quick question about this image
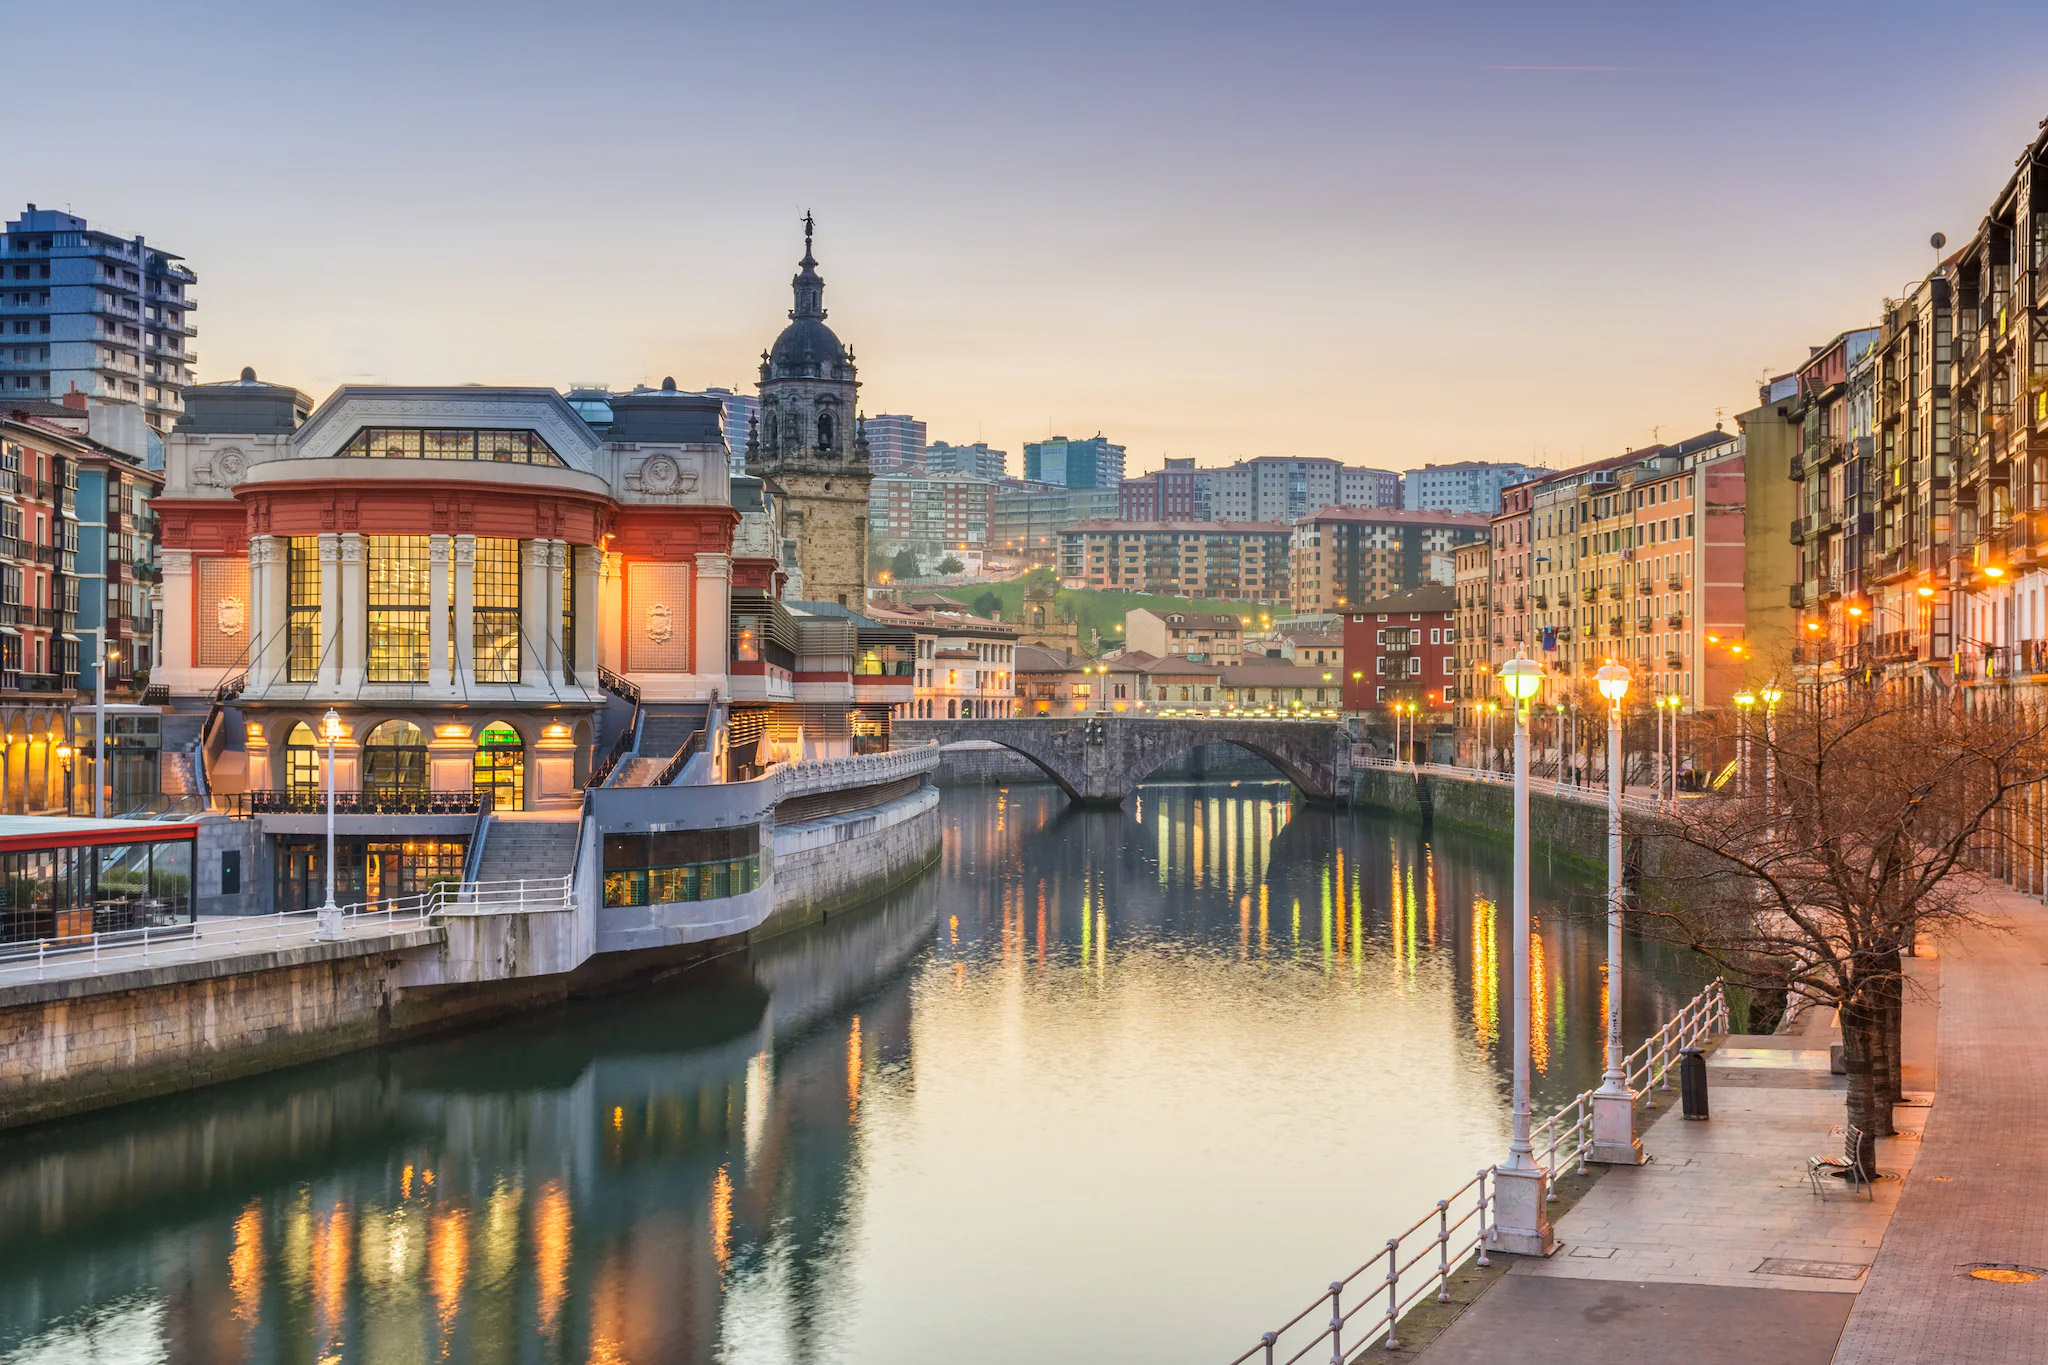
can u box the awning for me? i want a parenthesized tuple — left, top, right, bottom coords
(0, 627, 17, 637)
(59, 633, 80, 643)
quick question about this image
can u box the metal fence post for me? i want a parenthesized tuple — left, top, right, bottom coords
(1384, 1238, 1402, 1348)
(1475, 1171, 1492, 1266)
(1260, 1332, 1275, 1365)
(36, 940, 45, 980)
(1327, 1282, 1343, 1365)
(1435, 1200, 1452, 1302)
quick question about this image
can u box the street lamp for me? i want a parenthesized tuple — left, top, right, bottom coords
(315, 708, 344, 941)
(56, 743, 73, 817)
(1591, 661, 1642, 1164)
(1494, 652, 1554, 1254)
(93, 637, 117, 818)
(1760, 681, 1784, 813)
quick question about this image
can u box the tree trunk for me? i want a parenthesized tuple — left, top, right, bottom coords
(1839, 997, 1885, 1173)
(1878, 967, 1905, 1121)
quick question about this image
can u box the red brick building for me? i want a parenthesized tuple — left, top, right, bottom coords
(1341, 584, 1458, 712)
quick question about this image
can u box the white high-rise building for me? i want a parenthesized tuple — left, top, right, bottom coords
(2, 204, 197, 433)
(1403, 461, 1548, 516)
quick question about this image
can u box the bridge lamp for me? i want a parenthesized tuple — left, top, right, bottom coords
(1493, 650, 1554, 1251)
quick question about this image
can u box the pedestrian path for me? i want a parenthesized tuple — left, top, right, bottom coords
(1833, 879, 2048, 1364)
(1416, 988, 1930, 1364)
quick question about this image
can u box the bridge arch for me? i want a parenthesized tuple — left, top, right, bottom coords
(929, 736, 1088, 802)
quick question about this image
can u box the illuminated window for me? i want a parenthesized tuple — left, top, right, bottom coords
(473, 722, 524, 812)
(284, 722, 318, 795)
(365, 536, 430, 682)
(473, 538, 521, 683)
(287, 537, 320, 682)
(340, 427, 565, 466)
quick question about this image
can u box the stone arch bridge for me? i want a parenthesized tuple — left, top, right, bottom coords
(891, 716, 1352, 806)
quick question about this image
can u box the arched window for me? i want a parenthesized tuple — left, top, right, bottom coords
(284, 723, 320, 796)
(817, 411, 836, 451)
(361, 720, 429, 799)
(473, 722, 524, 812)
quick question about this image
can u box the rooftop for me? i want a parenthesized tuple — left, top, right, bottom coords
(1296, 506, 1490, 527)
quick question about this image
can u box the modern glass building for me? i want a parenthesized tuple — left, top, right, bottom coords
(0, 815, 196, 945)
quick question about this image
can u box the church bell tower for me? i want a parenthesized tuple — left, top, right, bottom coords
(744, 214, 872, 608)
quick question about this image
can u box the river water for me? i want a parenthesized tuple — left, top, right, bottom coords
(0, 779, 1703, 1364)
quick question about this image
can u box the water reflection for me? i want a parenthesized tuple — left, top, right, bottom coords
(0, 781, 1700, 1364)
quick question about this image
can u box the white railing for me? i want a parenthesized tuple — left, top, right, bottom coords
(1360, 757, 1674, 818)
(0, 874, 577, 985)
(779, 746, 940, 800)
(1227, 979, 1727, 1365)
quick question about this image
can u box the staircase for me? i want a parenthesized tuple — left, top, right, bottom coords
(160, 751, 199, 796)
(609, 704, 708, 786)
(470, 817, 581, 885)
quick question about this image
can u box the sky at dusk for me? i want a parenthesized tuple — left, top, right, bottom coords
(16, 0, 2048, 475)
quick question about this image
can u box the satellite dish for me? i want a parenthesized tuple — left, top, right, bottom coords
(1931, 232, 1947, 250)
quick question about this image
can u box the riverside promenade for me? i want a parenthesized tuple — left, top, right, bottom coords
(1412, 878, 2046, 1363)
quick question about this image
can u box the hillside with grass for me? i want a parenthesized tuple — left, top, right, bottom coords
(933, 568, 1279, 651)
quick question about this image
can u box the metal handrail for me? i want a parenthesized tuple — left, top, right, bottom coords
(1360, 757, 1673, 816)
(652, 726, 706, 787)
(1227, 980, 1727, 1365)
(589, 702, 642, 787)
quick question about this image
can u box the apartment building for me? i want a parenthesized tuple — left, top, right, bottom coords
(1198, 457, 1401, 523)
(1487, 479, 1536, 671)
(1119, 457, 1210, 520)
(1404, 461, 1549, 516)
(868, 472, 994, 556)
(1452, 539, 1491, 710)
(1059, 520, 1290, 602)
(1288, 506, 1487, 616)
(1024, 434, 1124, 488)
(1340, 584, 1458, 711)
(991, 482, 1120, 566)
(1123, 607, 1244, 665)
(1786, 330, 1880, 679)
(3, 205, 197, 434)
(869, 604, 1018, 718)
(862, 413, 927, 474)
(924, 440, 1007, 479)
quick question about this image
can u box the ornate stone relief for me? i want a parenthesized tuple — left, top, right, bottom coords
(646, 601, 675, 644)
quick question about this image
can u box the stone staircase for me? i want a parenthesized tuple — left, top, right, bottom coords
(471, 817, 581, 885)
(609, 705, 708, 786)
(160, 751, 200, 796)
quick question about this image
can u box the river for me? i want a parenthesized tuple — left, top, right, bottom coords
(0, 778, 1703, 1364)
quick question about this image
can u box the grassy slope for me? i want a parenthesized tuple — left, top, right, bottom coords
(933, 569, 1273, 650)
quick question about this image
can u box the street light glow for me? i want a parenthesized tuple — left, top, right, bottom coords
(1498, 655, 1544, 704)
(1595, 661, 1631, 704)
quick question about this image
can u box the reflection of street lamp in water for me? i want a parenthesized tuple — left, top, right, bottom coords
(316, 708, 345, 941)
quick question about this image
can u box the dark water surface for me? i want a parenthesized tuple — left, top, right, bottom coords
(0, 781, 1703, 1364)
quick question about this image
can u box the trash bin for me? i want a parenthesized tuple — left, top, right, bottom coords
(1679, 1048, 1709, 1121)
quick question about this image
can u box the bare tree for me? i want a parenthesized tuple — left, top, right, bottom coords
(1634, 680, 2048, 1172)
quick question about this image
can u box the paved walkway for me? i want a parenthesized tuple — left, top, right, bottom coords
(1833, 880, 2048, 1363)
(0, 911, 437, 992)
(1418, 987, 1931, 1364)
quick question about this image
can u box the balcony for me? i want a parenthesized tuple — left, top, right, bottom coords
(1789, 583, 1805, 608)
(1636, 617, 1653, 634)
(232, 788, 491, 817)
(1533, 595, 1548, 609)
(1790, 517, 1806, 545)
(1665, 652, 1683, 668)
(1788, 452, 1806, 481)
(1817, 574, 1840, 600)
(1666, 612, 1683, 628)
(1581, 588, 1597, 604)
(1637, 582, 1653, 596)
(1607, 586, 1624, 601)
(1667, 575, 1683, 590)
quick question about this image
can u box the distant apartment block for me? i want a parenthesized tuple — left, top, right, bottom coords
(1059, 519, 1290, 603)
(923, 439, 1007, 479)
(1024, 433, 1125, 488)
(862, 413, 927, 474)
(3, 204, 197, 435)
(1403, 460, 1549, 516)
(868, 473, 993, 555)
(992, 482, 1120, 565)
(1124, 607, 1245, 665)
(1119, 457, 1210, 520)
(1287, 506, 1490, 616)
(1201, 457, 1402, 523)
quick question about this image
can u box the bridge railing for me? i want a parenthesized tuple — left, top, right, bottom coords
(1359, 757, 1675, 818)
(1225, 979, 1727, 1364)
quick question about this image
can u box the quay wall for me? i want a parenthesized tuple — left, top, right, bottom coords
(1349, 767, 1685, 878)
(0, 772, 946, 1131)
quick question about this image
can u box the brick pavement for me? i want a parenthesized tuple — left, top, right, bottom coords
(1832, 881, 2048, 1363)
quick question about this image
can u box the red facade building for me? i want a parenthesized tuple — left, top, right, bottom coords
(1340, 584, 1458, 712)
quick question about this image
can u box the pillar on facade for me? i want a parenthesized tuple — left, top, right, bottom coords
(573, 545, 601, 684)
(453, 535, 476, 683)
(339, 534, 366, 689)
(318, 534, 343, 689)
(428, 534, 452, 693)
(521, 539, 552, 687)
(544, 540, 568, 688)
(249, 536, 287, 691)
(158, 549, 193, 692)
(597, 551, 623, 674)
(694, 552, 732, 686)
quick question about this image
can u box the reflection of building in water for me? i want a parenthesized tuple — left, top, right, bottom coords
(0, 881, 937, 1363)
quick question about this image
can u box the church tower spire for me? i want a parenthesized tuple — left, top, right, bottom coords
(746, 212, 871, 608)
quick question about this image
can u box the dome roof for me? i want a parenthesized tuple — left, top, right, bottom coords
(769, 316, 847, 375)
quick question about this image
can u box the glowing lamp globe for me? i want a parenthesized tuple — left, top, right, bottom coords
(1761, 682, 1783, 707)
(322, 708, 343, 742)
(1498, 656, 1545, 704)
(1595, 661, 1632, 704)
(1733, 691, 1756, 709)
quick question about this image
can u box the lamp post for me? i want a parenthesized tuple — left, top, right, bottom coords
(1591, 662, 1643, 1163)
(1493, 652, 1555, 1254)
(1760, 681, 1783, 811)
(56, 743, 73, 817)
(315, 708, 344, 942)
(1667, 693, 1684, 805)
(1653, 696, 1667, 810)
(1733, 690, 1757, 797)
(93, 635, 117, 819)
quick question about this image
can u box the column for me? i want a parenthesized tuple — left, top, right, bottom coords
(573, 545, 601, 684)
(428, 534, 451, 693)
(318, 533, 342, 690)
(544, 539, 568, 688)
(694, 551, 731, 685)
(158, 549, 193, 692)
(339, 533, 366, 689)
(521, 539, 551, 687)
(453, 535, 476, 683)
(250, 536, 287, 691)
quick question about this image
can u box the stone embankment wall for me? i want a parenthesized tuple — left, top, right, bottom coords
(1350, 767, 1685, 878)
(0, 782, 945, 1131)
(937, 740, 1282, 786)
